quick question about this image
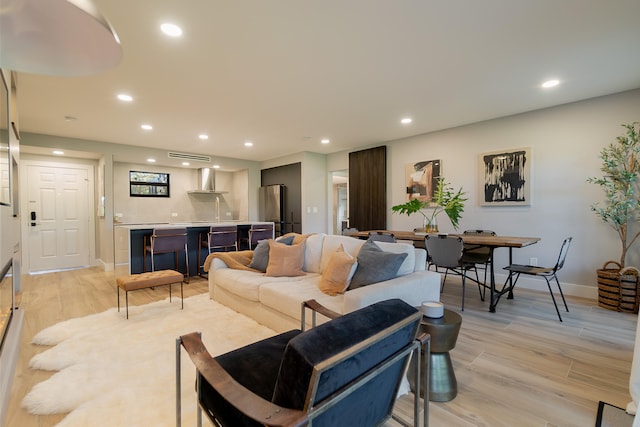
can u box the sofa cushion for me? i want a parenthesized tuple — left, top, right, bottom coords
(374, 241, 416, 276)
(259, 277, 343, 320)
(319, 235, 366, 273)
(348, 240, 407, 290)
(214, 269, 308, 301)
(265, 240, 306, 277)
(249, 235, 295, 272)
(303, 233, 326, 273)
(319, 244, 357, 296)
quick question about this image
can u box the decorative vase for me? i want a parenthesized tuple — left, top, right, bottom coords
(424, 216, 438, 233)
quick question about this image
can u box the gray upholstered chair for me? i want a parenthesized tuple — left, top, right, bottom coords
(143, 227, 188, 277)
(176, 299, 430, 427)
(503, 237, 572, 322)
(425, 234, 479, 311)
(368, 231, 397, 243)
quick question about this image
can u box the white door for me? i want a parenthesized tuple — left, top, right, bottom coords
(27, 164, 91, 272)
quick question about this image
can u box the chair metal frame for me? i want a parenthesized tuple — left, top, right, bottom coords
(502, 237, 572, 322)
(143, 227, 189, 278)
(426, 234, 481, 311)
(176, 300, 431, 427)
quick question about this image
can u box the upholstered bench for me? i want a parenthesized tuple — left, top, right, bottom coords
(116, 269, 184, 319)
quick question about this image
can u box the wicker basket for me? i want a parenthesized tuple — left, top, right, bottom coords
(597, 261, 640, 313)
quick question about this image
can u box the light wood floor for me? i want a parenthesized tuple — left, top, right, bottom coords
(4, 267, 637, 427)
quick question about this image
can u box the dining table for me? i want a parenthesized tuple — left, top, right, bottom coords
(344, 230, 541, 313)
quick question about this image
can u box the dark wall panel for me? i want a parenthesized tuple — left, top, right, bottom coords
(261, 163, 302, 234)
(349, 146, 386, 230)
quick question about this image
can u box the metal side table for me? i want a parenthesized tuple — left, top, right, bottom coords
(409, 308, 462, 402)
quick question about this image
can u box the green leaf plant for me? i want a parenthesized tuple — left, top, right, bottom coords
(392, 177, 467, 231)
(587, 122, 640, 267)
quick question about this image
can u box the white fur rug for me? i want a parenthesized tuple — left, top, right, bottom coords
(22, 293, 276, 427)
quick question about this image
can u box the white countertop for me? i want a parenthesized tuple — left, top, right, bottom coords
(114, 221, 270, 230)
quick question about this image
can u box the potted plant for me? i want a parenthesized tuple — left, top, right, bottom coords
(392, 177, 467, 232)
(587, 122, 640, 267)
(587, 122, 640, 312)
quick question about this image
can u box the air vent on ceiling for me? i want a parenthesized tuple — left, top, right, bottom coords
(167, 151, 212, 163)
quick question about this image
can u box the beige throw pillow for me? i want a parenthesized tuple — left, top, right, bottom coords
(319, 244, 357, 296)
(265, 239, 306, 277)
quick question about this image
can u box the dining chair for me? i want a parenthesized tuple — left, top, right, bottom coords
(368, 231, 397, 243)
(462, 229, 496, 298)
(425, 234, 479, 311)
(143, 227, 189, 278)
(502, 237, 572, 322)
(197, 225, 238, 275)
(247, 223, 274, 249)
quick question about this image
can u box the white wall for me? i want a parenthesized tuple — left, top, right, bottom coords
(329, 89, 640, 295)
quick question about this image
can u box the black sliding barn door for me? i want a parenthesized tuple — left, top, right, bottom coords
(348, 146, 387, 231)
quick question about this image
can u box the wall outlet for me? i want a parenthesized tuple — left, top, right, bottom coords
(530, 257, 538, 266)
(171, 212, 178, 217)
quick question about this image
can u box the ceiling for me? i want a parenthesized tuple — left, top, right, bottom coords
(13, 0, 640, 166)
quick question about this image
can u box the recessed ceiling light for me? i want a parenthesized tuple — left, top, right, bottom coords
(212, 164, 220, 169)
(244, 141, 253, 147)
(161, 23, 183, 37)
(401, 118, 412, 124)
(199, 134, 209, 140)
(147, 158, 156, 163)
(117, 93, 133, 102)
(141, 124, 153, 130)
(321, 139, 330, 144)
(541, 79, 560, 88)
(182, 162, 190, 166)
(53, 150, 64, 155)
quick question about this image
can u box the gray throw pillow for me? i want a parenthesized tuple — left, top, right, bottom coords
(348, 239, 408, 290)
(249, 235, 295, 272)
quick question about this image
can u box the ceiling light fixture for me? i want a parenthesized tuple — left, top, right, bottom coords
(199, 134, 209, 140)
(161, 23, 183, 37)
(0, 0, 122, 76)
(147, 158, 156, 163)
(141, 124, 153, 130)
(117, 93, 133, 102)
(321, 139, 330, 144)
(53, 150, 64, 155)
(401, 118, 413, 124)
(212, 164, 220, 169)
(244, 141, 253, 147)
(182, 162, 190, 166)
(541, 79, 560, 88)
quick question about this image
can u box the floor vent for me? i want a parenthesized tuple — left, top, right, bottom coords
(167, 152, 212, 163)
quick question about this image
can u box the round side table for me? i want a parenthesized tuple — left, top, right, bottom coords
(409, 308, 462, 402)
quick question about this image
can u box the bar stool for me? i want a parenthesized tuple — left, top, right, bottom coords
(143, 227, 189, 278)
(197, 225, 238, 275)
(247, 223, 274, 249)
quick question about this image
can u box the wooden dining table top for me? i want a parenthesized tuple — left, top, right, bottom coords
(346, 230, 540, 248)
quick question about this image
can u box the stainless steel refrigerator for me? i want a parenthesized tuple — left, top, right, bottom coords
(259, 184, 286, 237)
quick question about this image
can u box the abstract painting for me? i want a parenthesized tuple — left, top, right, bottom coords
(480, 148, 531, 206)
(405, 159, 441, 202)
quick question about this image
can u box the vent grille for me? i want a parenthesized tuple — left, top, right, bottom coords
(167, 151, 212, 162)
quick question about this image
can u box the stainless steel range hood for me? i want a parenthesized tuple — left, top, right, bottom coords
(188, 168, 229, 194)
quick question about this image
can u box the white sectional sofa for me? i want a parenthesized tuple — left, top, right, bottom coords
(207, 233, 441, 332)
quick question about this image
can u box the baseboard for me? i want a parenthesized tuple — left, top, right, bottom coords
(0, 308, 24, 427)
(97, 259, 114, 272)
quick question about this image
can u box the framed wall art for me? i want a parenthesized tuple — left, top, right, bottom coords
(405, 159, 441, 202)
(480, 147, 531, 206)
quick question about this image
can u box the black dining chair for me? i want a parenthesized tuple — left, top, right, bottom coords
(502, 237, 572, 322)
(425, 234, 480, 311)
(462, 229, 496, 297)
